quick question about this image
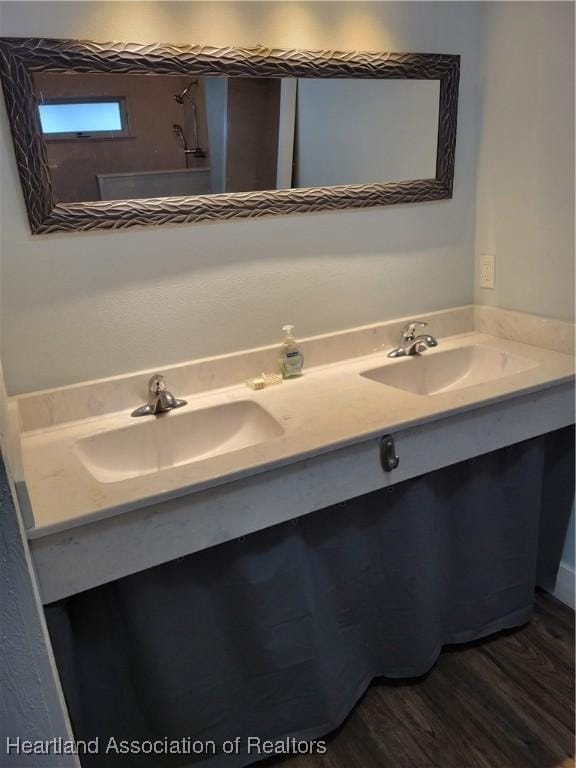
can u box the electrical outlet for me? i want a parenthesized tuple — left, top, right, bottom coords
(479, 253, 495, 289)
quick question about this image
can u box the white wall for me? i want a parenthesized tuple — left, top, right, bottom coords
(0, 104, 77, 762)
(475, 1, 575, 320)
(204, 77, 228, 194)
(475, 2, 575, 595)
(295, 79, 439, 186)
(0, 445, 79, 767)
(0, 1, 483, 394)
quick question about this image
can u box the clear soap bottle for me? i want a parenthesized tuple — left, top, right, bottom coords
(279, 325, 304, 379)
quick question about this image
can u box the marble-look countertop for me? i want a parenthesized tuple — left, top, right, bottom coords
(21, 332, 574, 539)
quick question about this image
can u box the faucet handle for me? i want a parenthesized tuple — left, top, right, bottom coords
(148, 374, 166, 394)
(401, 321, 427, 342)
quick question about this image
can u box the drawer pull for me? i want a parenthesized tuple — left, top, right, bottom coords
(380, 435, 400, 472)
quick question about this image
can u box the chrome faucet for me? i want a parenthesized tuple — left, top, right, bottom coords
(131, 374, 187, 417)
(387, 321, 438, 358)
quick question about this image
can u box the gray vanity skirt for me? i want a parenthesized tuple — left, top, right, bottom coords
(45, 427, 574, 768)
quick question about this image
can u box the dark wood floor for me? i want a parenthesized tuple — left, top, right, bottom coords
(270, 592, 575, 768)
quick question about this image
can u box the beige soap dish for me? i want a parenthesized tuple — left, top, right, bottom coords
(245, 373, 283, 390)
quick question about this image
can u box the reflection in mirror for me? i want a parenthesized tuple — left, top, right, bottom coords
(32, 73, 441, 203)
(294, 79, 439, 186)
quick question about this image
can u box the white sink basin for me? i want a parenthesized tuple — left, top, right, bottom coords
(74, 400, 284, 483)
(361, 344, 537, 396)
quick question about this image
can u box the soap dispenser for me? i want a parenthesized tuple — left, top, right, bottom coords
(279, 325, 304, 379)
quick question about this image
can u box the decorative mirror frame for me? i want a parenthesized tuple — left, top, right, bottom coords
(0, 38, 460, 234)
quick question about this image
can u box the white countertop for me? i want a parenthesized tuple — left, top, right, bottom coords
(21, 332, 574, 539)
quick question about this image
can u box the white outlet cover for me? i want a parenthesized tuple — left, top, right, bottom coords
(480, 253, 495, 289)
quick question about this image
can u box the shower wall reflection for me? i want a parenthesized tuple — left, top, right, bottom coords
(32, 72, 440, 204)
(33, 72, 210, 201)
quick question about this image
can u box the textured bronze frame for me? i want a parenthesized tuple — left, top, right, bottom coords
(0, 38, 460, 234)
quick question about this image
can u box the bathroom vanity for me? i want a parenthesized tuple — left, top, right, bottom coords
(6, 304, 571, 768)
(9, 305, 574, 605)
(0, 17, 573, 768)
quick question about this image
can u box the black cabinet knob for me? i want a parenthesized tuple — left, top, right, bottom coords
(380, 435, 400, 472)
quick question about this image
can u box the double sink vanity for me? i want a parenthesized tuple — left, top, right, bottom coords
(77, 341, 534, 482)
(9, 305, 574, 605)
(0, 31, 573, 766)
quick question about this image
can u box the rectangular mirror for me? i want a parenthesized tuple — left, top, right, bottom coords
(32, 72, 441, 203)
(0, 39, 459, 234)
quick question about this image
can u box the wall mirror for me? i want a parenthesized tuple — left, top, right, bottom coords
(0, 39, 459, 234)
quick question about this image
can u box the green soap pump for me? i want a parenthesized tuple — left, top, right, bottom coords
(279, 324, 304, 379)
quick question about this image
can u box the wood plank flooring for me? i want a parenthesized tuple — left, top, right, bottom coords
(268, 592, 574, 768)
